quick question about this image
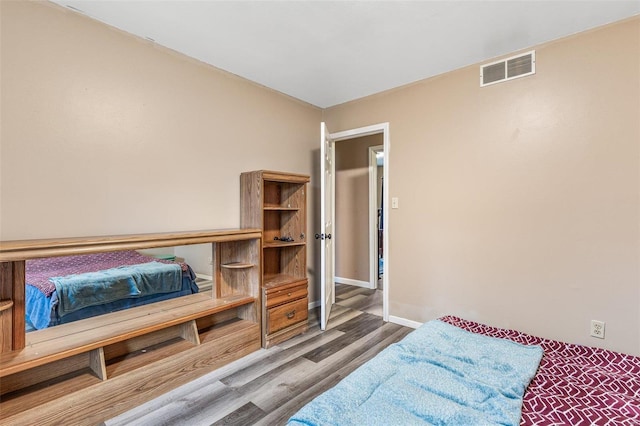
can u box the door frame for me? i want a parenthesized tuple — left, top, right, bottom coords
(368, 144, 384, 290)
(329, 123, 390, 321)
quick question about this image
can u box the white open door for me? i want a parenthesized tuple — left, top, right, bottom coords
(319, 122, 335, 331)
(328, 123, 390, 322)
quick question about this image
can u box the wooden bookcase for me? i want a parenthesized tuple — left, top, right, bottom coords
(0, 229, 261, 424)
(240, 170, 310, 348)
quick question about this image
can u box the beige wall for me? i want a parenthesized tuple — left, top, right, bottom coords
(0, 1, 322, 296)
(335, 134, 382, 283)
(2, 2, 639, 355)
(326, 17, 640, 356)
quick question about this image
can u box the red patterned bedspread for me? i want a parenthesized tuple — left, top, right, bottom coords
(27, 251, 189, 297)
(441, 316, 640, 425)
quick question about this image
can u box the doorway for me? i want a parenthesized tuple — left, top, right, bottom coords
(369, 144, 384, 289)
(334, 135, 381, 286)
(333, 138, 384, 316)
(322, 123, 390, 325)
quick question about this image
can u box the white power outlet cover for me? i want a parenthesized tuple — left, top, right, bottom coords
(590, 320, 605, 339)
(392, 197, 399, 209)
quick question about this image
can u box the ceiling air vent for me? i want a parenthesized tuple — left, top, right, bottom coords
(480, 50, 535, 87)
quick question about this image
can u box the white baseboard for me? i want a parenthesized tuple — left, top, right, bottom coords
(334, 276, 374, 289)
(389, 315, 422, 329)
(305, 307, 420, 329)
(195, 273, 213, 280)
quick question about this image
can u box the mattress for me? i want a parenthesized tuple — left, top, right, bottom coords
(441, 316, 640, 425)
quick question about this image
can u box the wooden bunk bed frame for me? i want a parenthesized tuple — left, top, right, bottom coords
(0, 229, 262, 425)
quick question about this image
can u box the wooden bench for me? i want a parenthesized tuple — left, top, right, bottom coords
(0, 229, 262, 425)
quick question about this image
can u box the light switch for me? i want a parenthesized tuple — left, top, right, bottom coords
(392, 197, 399, 209)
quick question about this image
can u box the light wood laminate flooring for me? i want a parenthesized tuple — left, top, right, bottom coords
(103, 284, 408, 426)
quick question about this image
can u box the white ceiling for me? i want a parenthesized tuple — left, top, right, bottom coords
(51, 1, 640, 108)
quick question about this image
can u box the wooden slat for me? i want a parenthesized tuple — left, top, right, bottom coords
(0, 310, 11, 354)
(180, 320, 201, 346)
(0, 261, 24, 352)
(0, 229, 261, 261)
(89, 347, 107, 381)
(0, 262, 13, 353)
(0, 293, 255, 377)
(213, 242, 223, 299)
(11, 261, 25, 350)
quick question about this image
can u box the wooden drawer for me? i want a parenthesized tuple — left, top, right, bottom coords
(266, 297, 308, 334)
(265, 282, 308, 308)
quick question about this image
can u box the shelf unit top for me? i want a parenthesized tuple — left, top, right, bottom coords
(255, 170, 310, 184)
(0, 228, 262, 261)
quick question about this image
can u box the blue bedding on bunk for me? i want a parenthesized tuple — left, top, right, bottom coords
(50, 261, 183, 317)
(25, 264, 198, 330)
(288, 319, 543, 426)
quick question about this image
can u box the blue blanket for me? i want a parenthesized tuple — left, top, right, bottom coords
(288, 320, 543, 426)
(50, 262, 183, 317)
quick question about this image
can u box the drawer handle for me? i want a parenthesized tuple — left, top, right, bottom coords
(286, 310, 296, 319)
(287, 292, 292, 297)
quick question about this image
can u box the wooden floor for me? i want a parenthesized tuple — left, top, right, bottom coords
(103, 284, 410, 426)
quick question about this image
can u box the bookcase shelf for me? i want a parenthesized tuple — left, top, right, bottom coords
(263, 241, 306, 249)
(263, 206, 300, 211)
(241, 170, 310, 348)
(221, 262, 255, 269)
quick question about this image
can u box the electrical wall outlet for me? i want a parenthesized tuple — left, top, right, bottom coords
(590, 320, 605, 339)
